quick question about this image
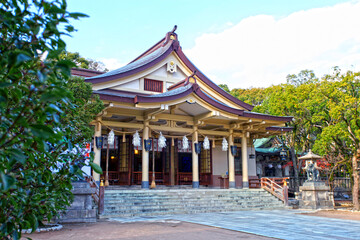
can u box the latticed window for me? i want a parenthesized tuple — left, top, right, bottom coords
(200, 148, 211, 174)
(144, 78, 163, 92)
(235, 147, 242, 174)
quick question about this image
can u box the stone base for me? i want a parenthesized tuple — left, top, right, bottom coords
(296, 181, 334, 210)
(59, 181, 97, 223)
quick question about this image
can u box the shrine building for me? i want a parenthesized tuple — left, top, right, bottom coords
(84, 26, 293, 189)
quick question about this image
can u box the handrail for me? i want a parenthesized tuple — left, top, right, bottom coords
(86, 176, 104, 214)
(261, 177, 288, 205)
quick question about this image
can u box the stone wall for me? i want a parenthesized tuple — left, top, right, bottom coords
(59, 181, 97, 223)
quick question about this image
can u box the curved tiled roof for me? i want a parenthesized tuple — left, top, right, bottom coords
(85, 28, 255, 111)
(86, 40, 174, 84)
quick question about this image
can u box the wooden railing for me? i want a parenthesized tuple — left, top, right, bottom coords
(133, 171, 166, 185)
(87, 176, 104, 214)
(200, 173, 212, 186)
(261, 177, 288, 204)
(249, 178, 261, 188)
(178, 172, 192, 185)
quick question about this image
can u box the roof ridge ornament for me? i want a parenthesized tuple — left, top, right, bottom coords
(163, 25, 178, 46)
(184, 70, 197, 85)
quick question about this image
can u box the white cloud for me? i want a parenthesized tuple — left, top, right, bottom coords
(184, 1, 360, 89)
(99, 58, 125, 71)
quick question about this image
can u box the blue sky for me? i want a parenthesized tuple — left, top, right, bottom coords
(65, 0, 360, 88)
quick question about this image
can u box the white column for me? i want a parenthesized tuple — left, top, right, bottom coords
(142, 121, 149, 188)
(228, 129, 235, 188)
(93, 117, 102, 184)
(242, 134, 249, 188)
(192, 126, 199, 188)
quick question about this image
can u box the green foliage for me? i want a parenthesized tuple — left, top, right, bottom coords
(218, 84, 230, 93)
(59, 51, 109, 72)
(313, 70, 360, 158)
(64, 76, 104, 144)
(0, 1, 103, 238)
(228, 68, 360, 207)
(230, 87, 266, 107)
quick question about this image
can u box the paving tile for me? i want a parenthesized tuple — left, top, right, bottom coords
(111, 210, 360, 240)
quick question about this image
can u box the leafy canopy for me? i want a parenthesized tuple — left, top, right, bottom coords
(0, 0, 103, 239)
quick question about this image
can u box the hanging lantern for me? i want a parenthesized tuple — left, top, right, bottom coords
(203, 136, 210, 150)
(108, 130, 115, 145)
(222, 137, 228, 151)
(158, 132, 167, 149)
(144, 139, 152, 151)
(230, 145, 237, 156)
(95, 136, 104, 149)
(194, 142, 202, 154)
(280, 147, 287, 161)
(132, 130, 141, 147)
(182, 135, 189, 150)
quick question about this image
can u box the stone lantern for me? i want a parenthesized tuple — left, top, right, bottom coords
(295, 150, 334, 209)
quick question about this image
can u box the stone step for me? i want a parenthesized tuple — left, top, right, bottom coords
(104, 192, 271, 198)
(104, 189, 265, 194)
(104, 195, 274, 201)
(100, 189, 284, 218)
(104, 197, 279, 205)
(104, 202, 283, 212)
(101, 205, 285, 218)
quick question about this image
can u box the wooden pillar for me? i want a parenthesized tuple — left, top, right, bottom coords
(93, 116, 102, 184)
(170, 140, 175, 185)
(242, 134, 249, 188)
(228, 129, 235, 188)
(121, 133, 127, 170)
(192, 126, 199, 188)
(142, 121, 149, 188)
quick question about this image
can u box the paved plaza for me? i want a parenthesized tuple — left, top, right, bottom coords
(111, 210, 360, 240)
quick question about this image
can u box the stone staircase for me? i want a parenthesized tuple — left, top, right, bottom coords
(100, 189, 284, 218)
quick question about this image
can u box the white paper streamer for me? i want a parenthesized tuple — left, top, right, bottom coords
(108, 130, 115, 145)
(158, 132, 167, 149)
(132, 130, 141, 147)
(203, 136, 210, 150)
(222, 137, 228, 151)
(182, 135, 189, 150)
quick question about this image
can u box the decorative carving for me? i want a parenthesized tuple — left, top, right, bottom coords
(167, 61, 177, 73)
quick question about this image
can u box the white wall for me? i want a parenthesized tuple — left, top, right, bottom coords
(212, 146, 228, 175)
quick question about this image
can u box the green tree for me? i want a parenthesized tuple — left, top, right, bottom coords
(313, 70, 360, 210)
(218, 84, 230, 93)
(230, 87, 266, 107)
(59, 50, 108, 72)
(286, 69, 317, 87)
(229, 71, 321, 190)
(0, 1, 102, 238)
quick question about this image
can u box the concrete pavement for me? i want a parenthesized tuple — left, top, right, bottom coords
(110, 210, 360, 240)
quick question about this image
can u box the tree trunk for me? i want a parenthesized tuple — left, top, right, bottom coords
(352, 154, 359, 210)
(290, 148, 300, 192)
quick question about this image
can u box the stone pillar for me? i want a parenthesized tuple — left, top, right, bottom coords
(142, 121, 149, 188)
(93, 117, 102, 184)
(242, 134, 249, 188)
(59, 182, 96, 223)
(228, 130, 235, 188)
(192, 126, 199, 188)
